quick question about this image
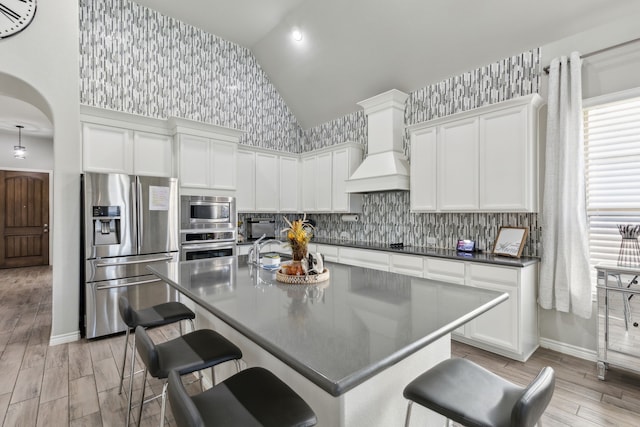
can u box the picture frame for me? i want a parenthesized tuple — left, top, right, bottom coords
(492, 226, 528, 258)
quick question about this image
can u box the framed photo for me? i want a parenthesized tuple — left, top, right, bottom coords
(492, 227, 528, 258)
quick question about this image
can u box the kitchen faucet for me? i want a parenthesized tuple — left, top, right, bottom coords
(248, 234, 282, 266)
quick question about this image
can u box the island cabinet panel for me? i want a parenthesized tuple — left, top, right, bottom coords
(255, 152, 279, 212)
(236, 149, 256, 211)
(424, 258, 466, 336)
(408, 94, 542, 213)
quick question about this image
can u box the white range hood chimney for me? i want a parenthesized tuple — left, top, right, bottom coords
(345, 89, 409, 193)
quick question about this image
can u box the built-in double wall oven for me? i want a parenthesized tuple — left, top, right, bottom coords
(180, 195, 237, 261)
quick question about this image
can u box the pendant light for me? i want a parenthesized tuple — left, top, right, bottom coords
(13, 125, 27, 159)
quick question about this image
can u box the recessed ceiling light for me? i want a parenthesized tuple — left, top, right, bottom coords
(292, 28, 303, 42)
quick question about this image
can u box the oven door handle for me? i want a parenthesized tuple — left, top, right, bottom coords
(181, 243, 235, 251)
(95, 255, 174, 268)
(95, 278, 160, 291)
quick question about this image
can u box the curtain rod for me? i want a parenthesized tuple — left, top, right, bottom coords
(542, 36, 640, 74)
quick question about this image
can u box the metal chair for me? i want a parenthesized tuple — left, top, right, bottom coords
(118, 295, 196, 422)
(403, 358, 555, 427)
(167, 367, 317, 427)
(132, 325, 243, 426)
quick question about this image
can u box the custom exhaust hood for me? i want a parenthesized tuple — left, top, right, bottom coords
(345, 89, 410, 193)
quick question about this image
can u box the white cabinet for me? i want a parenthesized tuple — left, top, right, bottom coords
(409, 126, 437, 211)
(316, 152, 333, 212)
(301, 156, 317, 211)
(82, 122, 133, 174)
(437, 118, 479, 211)
(458, 262, 539, 361)
(332, 146, 364, 213)
(339, 247, 389, 271)
(236, 149, 256, 211)
(389, 253, 424, 277)
(255, 152, 279, 212)
(316, 244, 339, 263)
(424, 258, 466, 336)
(178, 134, 237, 190)
(409, 94, 542, 212)
(479, 104, 536, 211)
(81, 121, 172, 176)
(300, 143, 363, 213)
(279, 155, 299, 212)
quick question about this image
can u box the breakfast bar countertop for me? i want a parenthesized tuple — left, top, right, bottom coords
(149, 256, 507, 397)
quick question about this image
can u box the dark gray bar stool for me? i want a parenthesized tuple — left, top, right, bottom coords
(167, 367, 318, 427)
(133, 325, 243, 426)
(403, 358, 555, 427)
(118, 296, 196, 423)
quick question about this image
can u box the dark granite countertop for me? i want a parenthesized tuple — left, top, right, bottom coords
(149, 256, 507, 396)
(238, 237, 539, 268)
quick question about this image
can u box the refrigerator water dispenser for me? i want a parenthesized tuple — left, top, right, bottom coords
(92, 205, 121, 246)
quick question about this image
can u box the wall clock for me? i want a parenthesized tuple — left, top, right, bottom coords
(0, 0, 37, 39)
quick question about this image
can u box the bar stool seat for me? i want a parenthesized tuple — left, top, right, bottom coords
(133, 325, 243, 426)
(168, 367, 317, 427)
(403, 358, 555, 427)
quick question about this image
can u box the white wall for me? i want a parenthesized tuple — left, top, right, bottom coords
(0, 0, 81, 344)
(0, 131, 54, 171)
(538, 12, 640, 356)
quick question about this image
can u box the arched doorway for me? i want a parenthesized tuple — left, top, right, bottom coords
(0, 95, 54, 268)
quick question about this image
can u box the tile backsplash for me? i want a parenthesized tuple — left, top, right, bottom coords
(80, 0, 542, 257)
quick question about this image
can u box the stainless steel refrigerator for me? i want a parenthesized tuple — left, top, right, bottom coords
(81, 173, 180, 338)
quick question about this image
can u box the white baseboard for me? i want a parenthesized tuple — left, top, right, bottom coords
(49, 330, 81, 346)
(539, 337, 597, 362)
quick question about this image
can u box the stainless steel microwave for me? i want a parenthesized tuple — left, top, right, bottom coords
(180, 195, 237, 230)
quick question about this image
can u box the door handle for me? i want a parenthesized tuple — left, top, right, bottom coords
(43, 223, 49, 233)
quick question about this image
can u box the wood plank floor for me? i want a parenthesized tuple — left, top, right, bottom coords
(1, 265, 640, 426)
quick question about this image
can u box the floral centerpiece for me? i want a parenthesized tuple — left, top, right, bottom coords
(282, 214, 314, 261)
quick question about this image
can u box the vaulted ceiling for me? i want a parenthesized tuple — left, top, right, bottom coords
(132, 0, 640, 129)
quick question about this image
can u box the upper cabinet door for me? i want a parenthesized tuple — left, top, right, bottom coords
(82, 123, 133, 174)
(316, 152, 333, 212)
(255, 152, 279, 212)
(279, 155, 299, 213)
(479, 105, 533, 211)
(410, 126, 437, 211)
(301, 156, 317, 211)
(236, 149, 256, 211)
(179, 134, 210, 188)
(438, 118, 479, 211)
(209, 140, 237, 190)
(133, 131, 173, 177)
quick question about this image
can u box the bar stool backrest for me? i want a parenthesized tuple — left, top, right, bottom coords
(135, 326, 161, 378)
(118, 295, 135, 327)
(511, 367, 555, 426)
(167, 370, 205, 427)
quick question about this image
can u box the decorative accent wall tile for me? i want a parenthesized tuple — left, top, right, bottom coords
(80, 1, 542, 256)
(79, 0, 302, 153)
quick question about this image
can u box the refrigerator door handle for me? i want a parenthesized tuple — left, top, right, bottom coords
(95, 278, 161, 291)
(94, 255, 174, 268)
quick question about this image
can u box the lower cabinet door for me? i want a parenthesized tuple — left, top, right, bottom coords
(466, 265, 519, 353)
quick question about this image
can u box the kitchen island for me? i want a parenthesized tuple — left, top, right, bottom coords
(149, 256, 507, 426)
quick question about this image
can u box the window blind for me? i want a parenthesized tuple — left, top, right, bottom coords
(584, 95, 640, 286)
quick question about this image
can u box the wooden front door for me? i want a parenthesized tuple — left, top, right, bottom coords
(0, 171, 50, 268)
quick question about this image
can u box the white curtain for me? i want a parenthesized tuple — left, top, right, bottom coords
(539, 52, 592, 319)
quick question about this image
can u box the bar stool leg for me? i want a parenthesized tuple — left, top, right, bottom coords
(135, 368, 148, 427)
(126, 333, 137, 426)
(404, 401, 413, 427)
(160, 382, 169, 427)
(119, 327, 130, 394)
